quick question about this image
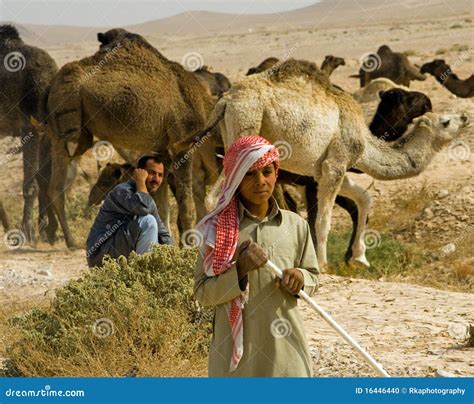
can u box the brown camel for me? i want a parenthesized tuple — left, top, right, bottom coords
(46, 28, 217, 248)
(353, 45, 426, 87)
(420, 59, 474, 98)
(320, 55, 346, 76)
(194, 66, 231, 97)
(246, 57, 280, 75)
(0, 24, 58, 244)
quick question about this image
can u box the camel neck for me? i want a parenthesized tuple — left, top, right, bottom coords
(355, 125, 436, 180)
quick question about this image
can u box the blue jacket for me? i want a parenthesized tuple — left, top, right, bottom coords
(86, 180, 173, 267)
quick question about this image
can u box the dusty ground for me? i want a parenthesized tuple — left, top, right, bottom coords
(0, 9, 473, 376)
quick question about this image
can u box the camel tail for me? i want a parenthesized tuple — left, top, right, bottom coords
(172, 98, 227, 154)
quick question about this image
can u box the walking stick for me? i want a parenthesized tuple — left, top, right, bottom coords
(265, 260, 390, 377)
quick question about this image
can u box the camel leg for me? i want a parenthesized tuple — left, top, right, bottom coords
(172, 153, 196, 241)
(335, 195, 360, 263)
(48, 137, 77, 248)
(37, 134, 58, 244)
(338, 176, 372, 268)
(0, 200, 10, 232)
(305, 178, 361, 262)
(305, 178, 318, 246)
(20, 123, 39, 245)
(151, 176, 170, 231)
(315, 158, 346, 269)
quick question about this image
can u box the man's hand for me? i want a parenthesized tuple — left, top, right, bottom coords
(133, 168, 148, 193)
(236, 240, 268, 280)
(276, 268, 304, 295)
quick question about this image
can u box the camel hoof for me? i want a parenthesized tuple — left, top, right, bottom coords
(348, 256, 371, 269)
(66, 239, 79, 250)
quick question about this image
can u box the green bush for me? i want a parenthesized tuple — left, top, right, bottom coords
(2, 245, 211, 377)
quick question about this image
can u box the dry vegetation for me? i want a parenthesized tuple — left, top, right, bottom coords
(1, 246, 210, 377)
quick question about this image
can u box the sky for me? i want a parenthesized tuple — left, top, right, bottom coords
(0, 0, 318, 27)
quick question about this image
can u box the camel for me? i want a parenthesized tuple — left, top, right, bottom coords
(247, 55, 345, 78)
(353, 77, 410, 103)
(246, 57, 280, 75)
(352, 45, 426, 87)
(194, 66, 231, 98)
(275, 87, 432, 262)
(46, 28, 219, 248)
(320, 55, 346, 77)
(0, 24, 58, 244)
(174, 59, 469, 269)
(420, 59, 474, 98)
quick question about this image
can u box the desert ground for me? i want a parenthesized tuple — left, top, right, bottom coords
(0, 1, 473, 376)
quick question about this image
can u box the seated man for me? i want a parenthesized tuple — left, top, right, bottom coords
(86, 154, 173, 267)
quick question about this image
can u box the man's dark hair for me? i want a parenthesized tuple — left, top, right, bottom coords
(136, 153, 168, 169)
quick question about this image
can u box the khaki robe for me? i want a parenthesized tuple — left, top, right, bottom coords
(194, 198, 319, 377)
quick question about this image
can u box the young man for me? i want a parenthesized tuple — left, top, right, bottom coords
(86, 155, 173, 268)
(194, 136, 319, 377)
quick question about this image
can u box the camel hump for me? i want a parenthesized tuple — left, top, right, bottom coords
(269, 58, 330, 86)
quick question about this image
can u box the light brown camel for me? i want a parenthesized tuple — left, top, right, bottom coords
(0, 24, 58, 244)
(420, 59, 474, 98)
(174, 59, 469, 269)
(46, 28, 218, 247)
(247, 55, 345, 78)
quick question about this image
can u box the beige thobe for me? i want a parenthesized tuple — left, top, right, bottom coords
(194, 198, 319, 377)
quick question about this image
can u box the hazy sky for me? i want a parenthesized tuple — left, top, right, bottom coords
(1, 0, 318, 27)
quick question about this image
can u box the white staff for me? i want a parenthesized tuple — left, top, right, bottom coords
(265, 260, 390, 377)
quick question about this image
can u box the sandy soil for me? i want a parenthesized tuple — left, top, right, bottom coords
(0, 5, 473, 376)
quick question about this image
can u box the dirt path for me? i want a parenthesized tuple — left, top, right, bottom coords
(1, 246, 472, 377)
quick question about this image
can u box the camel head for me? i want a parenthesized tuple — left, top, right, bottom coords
(88, 163, 135, 207)
(246, 57, 280, 76)
(370, 88, 432, 141)
(420, 59, 450, 78)
(414, 112, 469, 149)
(0, 24, 21, 43)
(321, 55, 346, 70)
(97, 28, 136, 48)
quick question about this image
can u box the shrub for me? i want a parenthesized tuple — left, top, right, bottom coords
(2, 245, 211, 377)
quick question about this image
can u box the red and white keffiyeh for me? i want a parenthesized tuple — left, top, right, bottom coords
(196, 135, 280, 371)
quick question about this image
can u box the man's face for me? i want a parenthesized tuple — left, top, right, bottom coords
(144, 160, 164, 193)
(237, 163, 277, 206)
